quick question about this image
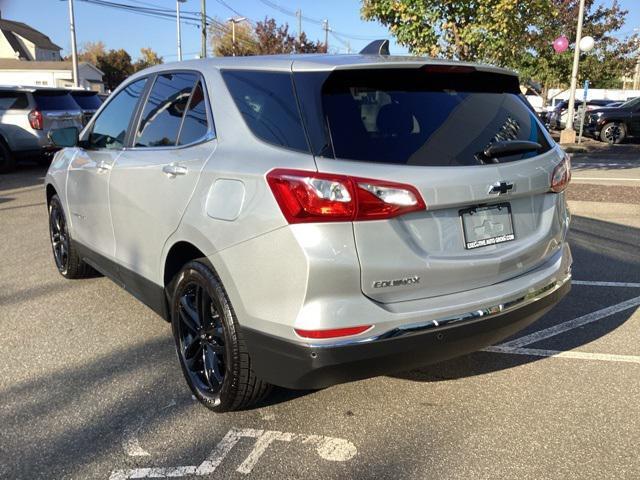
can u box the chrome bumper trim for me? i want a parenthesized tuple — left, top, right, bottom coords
(309, 272, 572, 349)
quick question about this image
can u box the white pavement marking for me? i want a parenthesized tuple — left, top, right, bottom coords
(573, 280, 640, 288)
(572, 162, 639, 168)
(236, 430, 294, 474)
(498, 295, 640, 349)
(571, 177, 640, 182)
(484, 346, 640, 364)
(110, 427, 357, 479)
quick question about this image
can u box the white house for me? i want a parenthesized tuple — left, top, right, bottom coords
(0, 16, 62, 61)
(0, 59, 105, 92)
(0, 13, 105, 92)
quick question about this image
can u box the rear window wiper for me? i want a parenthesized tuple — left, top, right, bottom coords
(477, 140, 542, 164)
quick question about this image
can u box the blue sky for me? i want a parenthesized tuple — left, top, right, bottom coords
(1, 0, 638, 62)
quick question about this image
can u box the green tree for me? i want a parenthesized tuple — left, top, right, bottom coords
(361, 0, 548, 65)
(516, 0, 637, 97)
(361, 0, 637, 96)
(133, 47, 163, 72)
(96, 49, 133, 91)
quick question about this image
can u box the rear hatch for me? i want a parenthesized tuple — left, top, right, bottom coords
(294, 64, 566, 303)
(70, 91, 103, 125)
(33, 90, 83, 131)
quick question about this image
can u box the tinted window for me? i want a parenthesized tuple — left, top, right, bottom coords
(135, 73, 197, 148)
(0, 91, 28, 110)
(296, 69, 551, 166)
(222, 70, 309, 151)
(34, 92, 79, 110)
(89, 78, 147, 150)
(71, 92, 102, 110)
(178, 81, 210, 145)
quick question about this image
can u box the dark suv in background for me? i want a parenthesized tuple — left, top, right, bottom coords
(0, 86, 83, 172)
(69, 89, 103, 126)
(585, 97, 640, 144)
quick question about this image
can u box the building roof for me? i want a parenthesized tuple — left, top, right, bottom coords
(0, 18, 61, 52)
(0, 59, 102, 74)
(2, 30, 30, 59)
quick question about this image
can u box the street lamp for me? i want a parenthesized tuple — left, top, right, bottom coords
(176, 0, 187, 61)
(227, 17, 247, 56)
(560, 0, 586, 144)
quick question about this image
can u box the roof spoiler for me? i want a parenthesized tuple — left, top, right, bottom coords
(359, 39, 390, 56)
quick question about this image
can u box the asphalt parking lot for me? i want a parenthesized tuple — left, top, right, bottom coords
(1, 153, 639, 479)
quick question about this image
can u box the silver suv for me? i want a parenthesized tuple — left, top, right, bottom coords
(0, 86, 83, 172)
(45, 54, 572, 411)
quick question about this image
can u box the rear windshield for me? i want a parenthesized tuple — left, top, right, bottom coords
(34, 92, 79, 111)
(296, 68, 552, 166)
(71, 92, 102, 109)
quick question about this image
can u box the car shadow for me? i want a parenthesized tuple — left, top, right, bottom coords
(0, 161, 48, 194)
(390, 214, 640, 383)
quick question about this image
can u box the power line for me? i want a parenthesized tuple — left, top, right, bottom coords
(256, 0, 388, 42)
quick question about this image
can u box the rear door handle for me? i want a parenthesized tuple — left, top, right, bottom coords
(163, 164, 188, 176)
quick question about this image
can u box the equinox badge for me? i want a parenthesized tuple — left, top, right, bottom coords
(373, 276, 421, 288)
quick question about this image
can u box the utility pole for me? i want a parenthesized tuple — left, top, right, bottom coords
(176, 0, 186, 61)
(67, 0, 79, 88)
(228, 17, 247, 57)
(296, 9, 301, 52)
(200, 0, 207, 58)
(322, 19, 329, 52)
(560, 0, 586, 144)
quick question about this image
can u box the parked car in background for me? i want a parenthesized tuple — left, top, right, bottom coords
(45, 53, 572, 411)
(547, 99, 617, 130)
(585, 96, 640, 144)
(69, 89, 103, 126)
(0, 86, 83, 173)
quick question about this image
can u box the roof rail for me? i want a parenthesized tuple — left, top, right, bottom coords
(359, 39, 390, 56)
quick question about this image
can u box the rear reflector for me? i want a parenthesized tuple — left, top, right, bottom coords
(294, 325, 372, 339)
(266, 169, 426, 224)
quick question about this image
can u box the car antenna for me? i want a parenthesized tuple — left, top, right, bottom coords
(359, 39, 390, 56)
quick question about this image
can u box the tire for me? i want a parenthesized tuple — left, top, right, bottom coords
(170, 260, 272, 412)
(48, 194, 95, 279)
(600, 122, 626, 144)
(0, 140, 15, 174)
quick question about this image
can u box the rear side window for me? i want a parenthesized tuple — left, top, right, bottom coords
(222, 70, 309, 152)
(135, 73, 197, 148)
(34, 92, 79, 111)
(89, 78, 147, 150)
(296, 68, 551, 166)
(178, 80, 210, 145)
(71, 93, 102, 110)
(0, 91, 28, 110)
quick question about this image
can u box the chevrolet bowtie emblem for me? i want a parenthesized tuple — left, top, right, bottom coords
(488, 181, 514, 195)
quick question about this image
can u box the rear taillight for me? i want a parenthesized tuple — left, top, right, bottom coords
(550, 154, 571, 193)
(266, 169, 426, 224)
(294, 325, 372, 339)
(28, 109, 43, 130)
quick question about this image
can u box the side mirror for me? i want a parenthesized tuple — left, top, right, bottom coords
(48, 127, 79, 148)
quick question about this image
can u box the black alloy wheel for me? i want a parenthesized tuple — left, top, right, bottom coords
(176, 280, 227, 397)
(49, 199, 70, 274)
(170, 260, 271, 412)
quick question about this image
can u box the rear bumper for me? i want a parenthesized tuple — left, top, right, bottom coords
(243, 277, 571, 390)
